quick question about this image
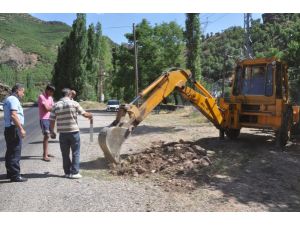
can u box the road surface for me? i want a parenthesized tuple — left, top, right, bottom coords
(0, 107, 41, 157)
(1, 108, 182, 212)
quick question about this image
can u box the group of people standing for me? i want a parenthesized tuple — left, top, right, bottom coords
(2, 84, 93, 182)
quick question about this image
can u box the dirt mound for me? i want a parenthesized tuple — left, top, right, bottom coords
(0, 43, 38, 70)
(109, 139, 212, 191)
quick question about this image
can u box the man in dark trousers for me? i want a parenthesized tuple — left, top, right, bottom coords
(3, 83, 27, 182)
(49, 88, 93, 179)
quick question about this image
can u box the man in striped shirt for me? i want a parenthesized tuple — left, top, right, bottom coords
(49, 88, 93, 179)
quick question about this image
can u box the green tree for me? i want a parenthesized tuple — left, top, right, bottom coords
(83, 23, 98, 100)
(52, 13, 88, 100)
(154, 22, 186, 104)
(250, 14, 300, 103)
(125, 19, 160, 89)
(52, 37, 70, 99)
(69, 14, 88, 99)
(111, 44, 135, 101)
(86, 23, 99, 84)
(201, 26, 244, 81)
(285, 17, 300, 104)
(100, 36, 114, 101)
(112, 19, 186, 102)
(154, 22, 185, 70)
(185, 13, 202, 81)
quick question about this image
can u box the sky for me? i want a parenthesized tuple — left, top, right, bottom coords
(31, 13, 262, 44)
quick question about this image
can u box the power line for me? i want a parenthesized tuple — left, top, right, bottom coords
(200, 13, 215, 21)
(202, 17, 209, 33)
(101, 14, 229, 38)
(102, 14, 228, 30)
(200, 14, 229, 33)
(102, 25, 131, 29)
(209, 14, 228, 24)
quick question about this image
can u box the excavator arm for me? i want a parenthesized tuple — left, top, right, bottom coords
(178, 81, 224, 128)
(99, 69, 225, 163)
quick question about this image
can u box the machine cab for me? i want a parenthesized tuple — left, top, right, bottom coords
(231, 58, 288, 104)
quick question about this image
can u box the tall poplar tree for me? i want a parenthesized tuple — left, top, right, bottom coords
(52, 13, 88, 100)
(69, 14, 88, 99)
(185, 13, 202, 81)
(83, 23, 99, 100)
(86, 23, 98, 84)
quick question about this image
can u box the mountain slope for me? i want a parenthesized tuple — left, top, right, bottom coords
(0, 14, 71, 101)
(0, 13, 71, 64)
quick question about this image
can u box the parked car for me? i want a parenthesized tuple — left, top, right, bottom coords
(106, 99, 120, 112)
(0, 102, 3, 111)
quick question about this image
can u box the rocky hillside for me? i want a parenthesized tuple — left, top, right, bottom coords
(0, 14, 71, 101)
(0, 82, 10, 101)
(0, 39, 38, 70)
(0, 14, 71, 66)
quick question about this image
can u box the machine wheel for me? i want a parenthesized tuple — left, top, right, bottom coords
(291, 122, 300, 135)
(276, 106, 293, 147)
(219, 129, 225, 140)
(225, 128, 241, 140)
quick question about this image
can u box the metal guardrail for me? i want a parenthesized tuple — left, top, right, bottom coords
(22, 102, 38, 107)
(154, 104, 184, 112)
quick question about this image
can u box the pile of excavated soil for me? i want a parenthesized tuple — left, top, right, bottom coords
(109, 139, 212, 191)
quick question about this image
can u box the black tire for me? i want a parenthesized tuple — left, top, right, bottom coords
(225, 128, 241, 140)
(219, 129, 225, 140)
(291, 121, 300, 135)
(276, 105, 293, 147)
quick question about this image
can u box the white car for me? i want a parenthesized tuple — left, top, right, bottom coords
(0, 102, 3, 111)
(106, 99, 120, 112)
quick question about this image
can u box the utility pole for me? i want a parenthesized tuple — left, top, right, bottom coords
(98, 62, 105, 102)
(222, 55, 225, 98)
(221, 30, 228, 98)
(133, 23, 139, 98)
(244, 13, 253, 58)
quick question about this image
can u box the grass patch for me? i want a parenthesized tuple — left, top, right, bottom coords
(81, 169, 118, 181)
(145, 106, 209, 126)
(79, 101, 106, 110)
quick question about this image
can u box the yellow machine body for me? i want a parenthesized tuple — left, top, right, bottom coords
(220, 58, 294, 131)
(99, 58, 300, 163)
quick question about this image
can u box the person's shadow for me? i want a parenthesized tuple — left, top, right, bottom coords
(0, 172, 65, 184)
(0, 156, 44, 162)
(80, 157, 109, 170)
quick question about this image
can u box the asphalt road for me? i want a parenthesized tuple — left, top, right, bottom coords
(0, 107, 41, 157)
(1, 109, 184, 212)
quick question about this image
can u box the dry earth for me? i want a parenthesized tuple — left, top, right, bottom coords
(98, 107, 300, 211)
(1, 106, 300, 211)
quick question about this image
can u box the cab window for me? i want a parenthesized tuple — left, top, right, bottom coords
(233, 64, 272, 96)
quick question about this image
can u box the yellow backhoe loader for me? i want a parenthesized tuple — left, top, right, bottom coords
(99, 57, 300, 163)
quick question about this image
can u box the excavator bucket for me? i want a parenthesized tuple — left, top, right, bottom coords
(98, 126, 131, 164)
